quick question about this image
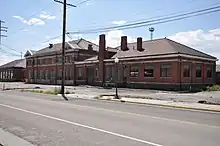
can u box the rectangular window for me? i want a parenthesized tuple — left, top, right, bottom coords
(68, 56, 71, 63)
(58, 70, 62, 80)
(183, 64, 190, 78)
(45, 70, 48, 80)
(160, 64, 172, 77)
(29, 70, 33, 79)
(95, 67, 99, 77)
(65, 56, 68, 63)
(196, 65, 202, 78)
(144, 65, 154, 77)
(130, 66, 139, 77)
(34, 70, 37, 79)
(207, 66, 213, 78)
(37, 59, 40, 65)
(77, 68, 83, 80)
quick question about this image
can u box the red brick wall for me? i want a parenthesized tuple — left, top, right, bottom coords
(127, 62, 179, 83)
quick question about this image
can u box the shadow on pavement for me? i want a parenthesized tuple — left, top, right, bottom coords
(62, 94, 69, 101)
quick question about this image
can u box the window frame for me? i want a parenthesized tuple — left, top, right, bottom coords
(206, 65, 213, 78)
(183, 64, 190, 78)
(195, 64, 202, 78)
(160, 64, 172, 78)
(144, 65, 154, 78)
(130, 66, 139, 78)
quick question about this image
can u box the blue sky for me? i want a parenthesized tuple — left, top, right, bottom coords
(0, 0, 220, 64)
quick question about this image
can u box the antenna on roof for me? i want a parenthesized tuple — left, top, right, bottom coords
(149, 27, 155, 40)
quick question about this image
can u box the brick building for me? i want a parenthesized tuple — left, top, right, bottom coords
(0, 59, 26, 82)
(26, 35, 218, 91)
(25, 38, 115, 85)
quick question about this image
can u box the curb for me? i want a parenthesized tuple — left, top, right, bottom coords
(0, 128, 34, 146)
(98, 98, 220, 113)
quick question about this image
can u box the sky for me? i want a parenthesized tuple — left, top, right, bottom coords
(0, 0, 220, 65)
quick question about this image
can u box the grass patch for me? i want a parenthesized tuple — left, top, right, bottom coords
(22, 88, 74, 95)
(93, 96, 101, 99)
(205, 85, 220, 91)
(23, 88, 59, 95)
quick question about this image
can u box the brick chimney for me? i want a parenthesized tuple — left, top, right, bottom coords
(121, 36, 128, 51)
(98, 34, 106, 60)
(98, 34, 106, 86)
(137, 37, 144, 51)
(88, 44, 93, 51)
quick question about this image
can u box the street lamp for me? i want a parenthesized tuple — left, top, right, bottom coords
(114, 57, 119, 99)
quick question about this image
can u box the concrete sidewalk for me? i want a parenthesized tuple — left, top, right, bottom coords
(0, 128, 34, 146)
(97, 96, 220, 112)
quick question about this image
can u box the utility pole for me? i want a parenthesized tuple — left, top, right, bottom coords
(0, 20, 8, 46)
(21, 52, 23, 59)
(54, 0, 76, 98)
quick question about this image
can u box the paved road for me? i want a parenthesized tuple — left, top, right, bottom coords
(0, 91, 220, 146)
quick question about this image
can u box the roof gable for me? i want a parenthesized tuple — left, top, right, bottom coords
(33, 38, 99, 56)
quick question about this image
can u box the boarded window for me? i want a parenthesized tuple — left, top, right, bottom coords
(160, 64, 172, 77)
(207, 66, 213, 78)
(183, 64, 190, 77)
(130, 66, 139, 77)
(196, 65, 202, 78)
(144, 65, 154, 77)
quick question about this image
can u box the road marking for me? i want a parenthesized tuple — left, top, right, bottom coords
(0, 103, 163, 146)
(1, 95, 220, 128)
(1, 93, 220, 128)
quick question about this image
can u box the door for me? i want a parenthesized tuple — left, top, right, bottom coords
(86, 67, 94, 85)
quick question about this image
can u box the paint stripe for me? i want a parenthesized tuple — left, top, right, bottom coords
(0, 103, 163, 146)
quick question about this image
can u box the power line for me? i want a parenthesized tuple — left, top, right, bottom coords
(1, 44, 21, 54)
(0, 46, 21, 57)
(75, 0, 91, 6)
(67, 4, 220, 34)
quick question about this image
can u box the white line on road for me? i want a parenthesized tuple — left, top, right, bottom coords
(2, 93, 220, 128)
(0, 103, 163, 146)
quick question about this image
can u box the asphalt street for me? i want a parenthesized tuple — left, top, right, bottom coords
(0, 91, 220, 146)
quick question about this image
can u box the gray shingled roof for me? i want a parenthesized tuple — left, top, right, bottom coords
(0, 59, 26, 69)
(112, 38, 217, 59)
(33, 38, 99, 56)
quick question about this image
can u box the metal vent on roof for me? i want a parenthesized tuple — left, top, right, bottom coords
(49, 44, 53, 48)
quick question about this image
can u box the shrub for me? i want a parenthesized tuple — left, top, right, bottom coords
(206, 85, 220, 91)
(54, 87, 61, 94)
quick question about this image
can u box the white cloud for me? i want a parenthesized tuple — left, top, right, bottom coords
(90, 30, 135, 47)
(13, 16, 45, 26)
(168, 28, 220, 62)
(21, 29, 28, 32)
(111, 20, 127, 25)
(39, 11, 56, 20)
(45, 36, 51, 39)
